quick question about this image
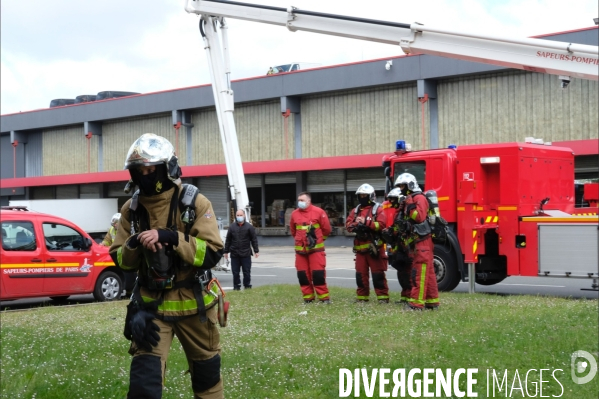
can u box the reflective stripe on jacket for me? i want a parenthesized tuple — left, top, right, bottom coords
(290, 205, 332, 254)
(110, 184, 224, 319)
(398, 193, 429, 248)
(345, 203, 387, 253)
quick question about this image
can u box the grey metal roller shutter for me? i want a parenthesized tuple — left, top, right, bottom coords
(80, 184, 102, 199)
(346, 168, 386, 191)
(575, 155, 599, 180)
(31, 186, 54, 199)
(245, 174, 263, 188)
(199, 176, 229, 223)
(56, 185, 79, 199)
(25, 131, 43, 177)
(307, 170, 345, 193)
(265, 173, 296, 184)
(107, 182, 131, 197)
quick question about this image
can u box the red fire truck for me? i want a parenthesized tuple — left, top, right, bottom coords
(382, 140, 599, 291)
(1, 207, 122, 302)
(183, 0, 598, 292)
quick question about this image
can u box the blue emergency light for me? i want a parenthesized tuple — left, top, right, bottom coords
(396, 140, 406, 151)
(448, 144, 457, 149)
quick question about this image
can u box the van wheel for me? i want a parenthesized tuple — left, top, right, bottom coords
(94, 271, 122, 302)
(434, 244, 460, 292)
(50, 296, 70, 301)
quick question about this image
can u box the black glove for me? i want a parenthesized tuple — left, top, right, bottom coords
(130, 310, 160, 351)
(381, 228, 394, 244)
(157, 230, 179, 246)
(397, 220, 412, 234)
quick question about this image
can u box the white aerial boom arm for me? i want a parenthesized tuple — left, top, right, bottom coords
(197, 14, 251, 221)
(186, 0, 598, 82)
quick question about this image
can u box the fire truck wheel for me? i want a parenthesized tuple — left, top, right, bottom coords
(475, 276, 506, 286)
(94, 271, 123, 302)
(434, 244, 460, 292)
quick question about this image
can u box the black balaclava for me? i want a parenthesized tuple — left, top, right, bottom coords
(399, 186, 409, 196)
(389, 197, 399, 207)
(358, 196, 371, 207)
(132, 164, 174, 196)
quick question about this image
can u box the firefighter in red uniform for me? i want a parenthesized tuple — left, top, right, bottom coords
(395, 173, 439, 310)
(381, 188, 412, 303)
(289, 192, 332, 303)
(346, 184, 389, 303)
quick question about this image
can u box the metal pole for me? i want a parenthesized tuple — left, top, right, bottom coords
(468, 263, 476, 294)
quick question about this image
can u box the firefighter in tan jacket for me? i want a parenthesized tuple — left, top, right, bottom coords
(110, 133, 224, 399)
(101, 213, 121, 247)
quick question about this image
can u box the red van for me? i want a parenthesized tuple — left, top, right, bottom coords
(1, 206, 123, 302)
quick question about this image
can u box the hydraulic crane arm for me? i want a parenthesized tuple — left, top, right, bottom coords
(186, 0, 599, 82)
(198, 15, 251, 220)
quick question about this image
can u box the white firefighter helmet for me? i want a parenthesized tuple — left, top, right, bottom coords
(394, 173, 421, 193)
(356, 183, 376, 201)
(124, 133, 181, 181)
(387, 188, 404, 200)
(111, 213, 121, 226)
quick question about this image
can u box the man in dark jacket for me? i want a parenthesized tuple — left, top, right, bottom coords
(224, 209, 259, 290)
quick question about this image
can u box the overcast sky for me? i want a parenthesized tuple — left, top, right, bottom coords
(1, 0, 597, 115)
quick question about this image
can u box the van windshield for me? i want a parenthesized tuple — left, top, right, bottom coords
(273, 64, 292, 73)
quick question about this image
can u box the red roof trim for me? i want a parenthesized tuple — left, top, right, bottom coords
(0, 153, 386, 189)
(531, 26, 598, 38)
(2, 139, 596, 190)
(553, 139, 599, 156)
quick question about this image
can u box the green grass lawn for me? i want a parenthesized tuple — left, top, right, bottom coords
(1, 285, 597, 398)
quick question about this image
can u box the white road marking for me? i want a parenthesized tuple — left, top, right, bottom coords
(459, 282, 566, 288)
(326, 277, 356, 280)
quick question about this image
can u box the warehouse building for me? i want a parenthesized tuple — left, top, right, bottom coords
(1, 27, 597, 233)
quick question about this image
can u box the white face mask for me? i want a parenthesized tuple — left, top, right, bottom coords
(298, 201, 308, 210)
(236, 216, 245, 223)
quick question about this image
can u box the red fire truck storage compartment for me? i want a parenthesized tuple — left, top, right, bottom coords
(456, 143, 576, 216)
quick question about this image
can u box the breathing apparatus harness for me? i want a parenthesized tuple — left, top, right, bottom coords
(352, 202, 382, 258)
(396, 190, 449, 246)
(126, 184, 228, 327)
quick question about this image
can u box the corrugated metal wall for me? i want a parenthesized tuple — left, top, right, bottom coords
(102, 113, 186, 172)
(301, 84, 422, 157)
(191, 101, 293, 165)
(438, 71, 599, 147)
(31, 72, 599, 179)
(25, 131, 43, 177)
(43, 126, 99, 175)
(0, 135, 14, 179)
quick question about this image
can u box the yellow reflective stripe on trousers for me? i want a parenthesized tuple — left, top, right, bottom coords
(356, 296, 369, 300)
(303, 294, 315, 299)
(377, 295, 389, 300)
(317, 293, 329, 299)
(354, 243, 370, 251)
(117, 247, 138, 271)
(425, 298, 440, 304)
(142, 295, 216, 311)
(418, 263, 427, 303)
(193, 237, 207, 266)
